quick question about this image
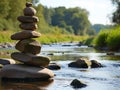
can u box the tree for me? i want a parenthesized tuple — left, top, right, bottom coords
(112, 0, 120, 24)
(0, 0, 10, 18)
(64, 7, 90, 35)
(52, 7, 66, 26)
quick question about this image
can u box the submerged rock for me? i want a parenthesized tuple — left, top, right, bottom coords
(70, 79, 87, 88)
(0, 64, 54, 82)
(47, 63, 61, 70)
(68, 58, 91, 68)
(91, 60, 103, 68)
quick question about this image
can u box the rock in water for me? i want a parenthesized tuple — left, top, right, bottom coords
(15, 39, 41, 55)
(11, 30, 41, 40)
(47, 63, 61, 70)
(11, 52, 50, 67)
(68, 58, 91, 68)
(0, 64, 54, 81)
(91, 60, 103, 68)
(70, 79, 87, 88)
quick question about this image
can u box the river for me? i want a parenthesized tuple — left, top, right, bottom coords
(0, 43, 120, 90)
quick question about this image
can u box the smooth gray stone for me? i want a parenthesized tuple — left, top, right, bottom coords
(11, 52, 50, 67)
(17, 16, 39, 23)
(11, 30, 41, 40)
(0, 64, 54, 80)
(19, 23, 37, 30)
(23, 7, 36, 16)
(15, 39, 41, 54)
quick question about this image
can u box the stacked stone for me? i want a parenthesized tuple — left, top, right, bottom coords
(0, 2, 54, 81)
(11, 2, 50, 67)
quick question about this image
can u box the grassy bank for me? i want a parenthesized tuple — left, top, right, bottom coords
(0, 31, 14, 43)
(93, 26, 120, 51)
(0, 31, 89, 44)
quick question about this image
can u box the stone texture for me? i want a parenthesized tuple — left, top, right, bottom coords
(11, 30, 41, 40)
(17, 16, 39, 23)
(11, 52, 50, 67)
(26, 2, 32, 7)
(23, 7, 36, 16)
(15, 39, 41, 54)
(0, 58, 16, 65)
(70, 79, 87, 88)
(91, 60, 103, 68)
(68, 58, 91, 68)
(0, 64, 54, 80)
(19, 23, 37, 30)
(46, 63, 61, 70)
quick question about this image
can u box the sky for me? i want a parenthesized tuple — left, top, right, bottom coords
(39, 0, 116, 25)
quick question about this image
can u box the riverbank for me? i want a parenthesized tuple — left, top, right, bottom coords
(0, 31, 89, 44)
(93, 26, 120, 51)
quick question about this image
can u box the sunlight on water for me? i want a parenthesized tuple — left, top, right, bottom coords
(0, 43, 120, 90)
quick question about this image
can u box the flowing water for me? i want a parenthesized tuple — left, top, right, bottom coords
(0, 43, 120, 90)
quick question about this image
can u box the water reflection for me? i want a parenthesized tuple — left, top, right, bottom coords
(1, 79, 54, 90)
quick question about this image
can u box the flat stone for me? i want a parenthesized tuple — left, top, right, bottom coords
(11, 30, 41, 40)
(0, 64, 54, 81)
(11, 52, 50, 67)
(15, 39, 41, 54)
(24, 7, 36, 16)
(19, 23, 37, 30)
(0, 58, 16, 65)
(17, 16, 39, 23)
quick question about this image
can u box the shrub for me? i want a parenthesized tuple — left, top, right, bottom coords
(106, 27, 120, 50)
(94, 30, 109, 47)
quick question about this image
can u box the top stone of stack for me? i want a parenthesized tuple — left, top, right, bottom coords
(26, 2, 32, 7)
(23, 2, 36, 16)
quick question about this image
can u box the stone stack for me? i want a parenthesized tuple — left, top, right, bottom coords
(0, 2, 54, 81)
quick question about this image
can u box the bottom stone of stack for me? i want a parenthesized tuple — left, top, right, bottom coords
(0, 64, 54, 82)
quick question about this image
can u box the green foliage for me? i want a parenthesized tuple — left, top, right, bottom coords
(93, 30, 109, 47)
(36, 34, 89, 44)
(106, 26, 120, 50)
(94, 26, 120, 51)
(51, 7, 91, 35)
(112, 0, 120, 24)
(83, 36, 94, 45)
(0, 0, 10, 18)
(0, 31, 14, 43)
(91, 24, 111, 33)
(0, 1, 93, 37)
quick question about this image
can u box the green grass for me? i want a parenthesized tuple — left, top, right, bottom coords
(36, 34, 89, 44)
(0, 31, 89, 44)
(106, 27, 120, 50)
(0, 31, 14, 43)
(93, 30, 109, 47)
